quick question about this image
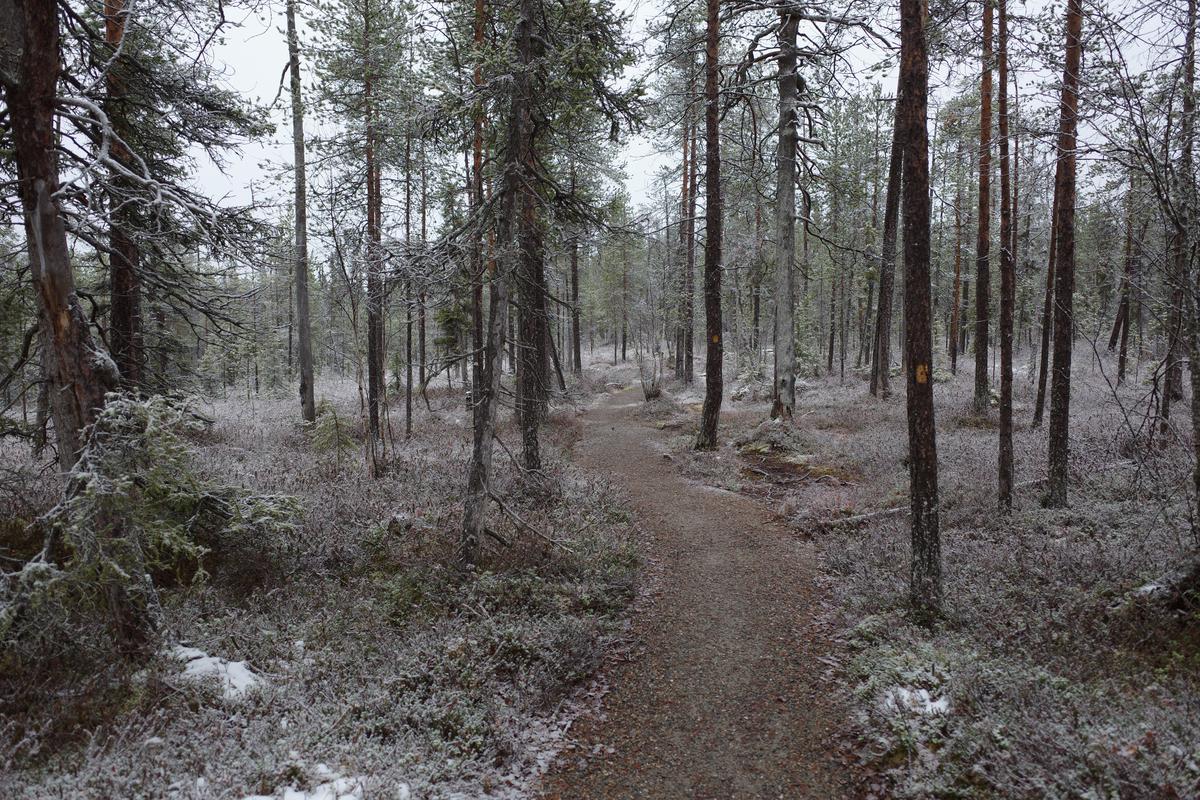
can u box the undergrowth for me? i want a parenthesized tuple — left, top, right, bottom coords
(0, 385, 639, 798)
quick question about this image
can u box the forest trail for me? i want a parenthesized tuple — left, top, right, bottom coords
(540, 387, 859, 800)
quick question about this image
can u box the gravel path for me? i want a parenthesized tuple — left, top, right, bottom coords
(540, 388, 862, 800)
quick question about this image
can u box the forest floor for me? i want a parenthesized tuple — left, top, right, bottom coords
(3, 351, 1198, 799)
(539, 386, 861, 799)
(610, 352, 1200, 799)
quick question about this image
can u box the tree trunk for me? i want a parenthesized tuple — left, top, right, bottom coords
(872, 78, 904, 399)
(471, 0, 486, 403)
(364, 11, 383, 449)
(974, 0, 994, 415)
(512, 11, 546, 472)
(1033, 166, 1061, 427)
(515, 194, 546, 471)
(675, 118, 690, 381)
(621, 244, 628, 361)
(685, 119, 698, 384)
(899, 0, 941, 621)
(3, 0, 119, 471)
(405, 282, 413, 437)
(997, 0, 1015, 510)
(1045, 0, 1084, 508)
(1104, 185, 1132, 388)
(771, 12, 798, 420)
(694, 0, 722, 450)
(461, 0, 523, 567)
(950, 145, 964, 375)
(287, 0, 316, 423)
(4, 0, 155, 648)
(570, 164, 583, 374)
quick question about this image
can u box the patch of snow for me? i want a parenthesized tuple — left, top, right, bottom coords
(882, 686, 951, 716)
(243, 775, 366, 800)
(169, 644, 263, 701)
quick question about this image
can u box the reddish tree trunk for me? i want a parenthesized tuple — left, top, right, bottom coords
(899, 0, 941, 619)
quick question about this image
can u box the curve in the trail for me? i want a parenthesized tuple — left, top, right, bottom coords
(540, 388, 860, 800)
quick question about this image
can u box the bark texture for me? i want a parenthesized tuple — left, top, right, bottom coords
(287, 0, 316, 423)
(973, 0, 994, 415)
(899, 0, 941, 619)
(997, 0, 1015, 510)
(2, 0, 119, 470)
(871, 80, 904, 399)
(694, 0, 723, 450)
(771, 13, 798, 420)
(1045, 0, 1084, 508)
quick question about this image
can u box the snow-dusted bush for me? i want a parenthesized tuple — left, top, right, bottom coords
(2, 385, 639, 798)
(1, 393, 300, 704)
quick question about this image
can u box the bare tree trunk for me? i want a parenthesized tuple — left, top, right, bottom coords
(1033, 167, 1060, 427)
(1011, 80, 1021, 284)
(1111, 184, 1135, 386)
(511, 11, 546, 472)
(974, 0, 994, 415)
(364, 12, 383, 449)
(771, 12, 798, 420)
(872, 79, 903, 399)
(405, 282, 413, 437)
(1045, 0, 1084, 508)
(515, 193, 547, 471)
(461, 0, 523, 567)
(685, 119, 698, 385)
(470, 0, 486, 404)
(287, 0, 316, 423)
(997, 0, 1015, 510)
(695, 0, 723, 450)
(950, 145, 964, 375)
(899, 0, 941, 621)
(675, 118, 690, 381)
(570, 162, 583, 374)
(3, 0, 119, 471)
(621, 243, 628, 361)
(420, 141, 428, 388)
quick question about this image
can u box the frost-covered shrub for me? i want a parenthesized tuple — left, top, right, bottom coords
(1, 394, 300, 687)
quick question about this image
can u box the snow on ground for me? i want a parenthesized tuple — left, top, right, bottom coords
(170, 645, 263, 701)
(881, 686, 951, 717)
(242, 763, 378, 800)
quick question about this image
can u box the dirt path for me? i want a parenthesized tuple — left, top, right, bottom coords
(540, 389, 861, 800)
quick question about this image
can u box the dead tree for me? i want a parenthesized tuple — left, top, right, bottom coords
(287, 0, 316, 423)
